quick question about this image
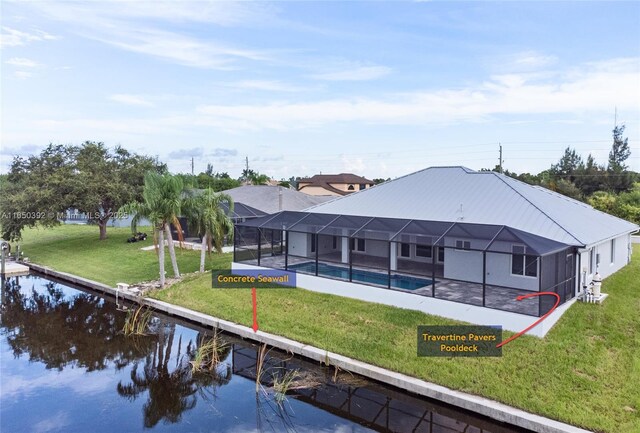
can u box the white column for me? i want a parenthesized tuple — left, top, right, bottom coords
(341, 237, 349, 263)
(390, 242, 397, 271)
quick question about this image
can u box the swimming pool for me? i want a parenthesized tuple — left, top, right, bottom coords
(288, 262, 432, 291)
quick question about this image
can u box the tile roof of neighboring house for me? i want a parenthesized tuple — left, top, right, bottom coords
(305, 166, 639, 247)
(223, 185, 333, 214)
(298, 173, 374, 195)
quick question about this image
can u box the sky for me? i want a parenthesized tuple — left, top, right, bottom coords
(1, 1, 639, 180)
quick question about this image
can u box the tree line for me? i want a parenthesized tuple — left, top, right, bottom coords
(1, 142, 166, 241)
(485, 125, 639, 224)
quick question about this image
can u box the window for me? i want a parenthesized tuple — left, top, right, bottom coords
(359, 183, 366, 190)
(611, 239, 615, 263)
(525, 257, 538, 277)
(400, 243, 411, 257)
(332, 236, 337, 249)
(589, 248, 595, 274)
(512, 245, 525, 275)
(511, 245, 537, 277)
(455, 240, 471, 251)
(310, 235, 316, 253)
(347, 184, 355, 191)
(438, 247, 445, 262)
(416, 244, 431, 258)
(350, 238, 365, 252)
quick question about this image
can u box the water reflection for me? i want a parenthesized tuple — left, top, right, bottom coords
(117, 323, 233, 428)
(0, 274, 526, 433)
(1, 276, 155, 371)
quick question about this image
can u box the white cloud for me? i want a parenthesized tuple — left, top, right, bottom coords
(19, 2, 275, 69)
(92, 27, 270, 69)
(14, 71, 34, 79)
(6, 58, 638, 159)
(311, 65, 391, 81)
(341, 155, 365, 172)
(225, 80, 307, 92)
(196, 57, 640, 130)
(0, 143, 41, 156)
(6, 57, 39, 67)
(511, 50, 557, 69)
(0, 26, 57, 48)
(29, 1, 275, 27)
(1, 367, 113, 400)
(168, 147, 203, 159)
(109, 94, 154, 107)
(32, 411, 70, 433)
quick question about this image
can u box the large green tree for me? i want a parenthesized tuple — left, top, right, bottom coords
(1, 144, 78, 241)
(196, 170, 240, 192)
(607, 124, 634, 193)
(0, 142, 164, 241)
(574, 154, 608, 197)
(75, 142, 165, 240)
(609, 124, 631, 171)
(550, 147, 583, 183)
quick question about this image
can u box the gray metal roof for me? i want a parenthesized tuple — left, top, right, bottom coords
(223, 185, 333, 214)
(305, 166, 639, 247)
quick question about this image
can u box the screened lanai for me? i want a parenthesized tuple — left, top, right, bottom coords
(234, 211, 578, 317)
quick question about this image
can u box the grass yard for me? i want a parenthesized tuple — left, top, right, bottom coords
(153, 246, 640, 433)
(10, 225, 640, 432)
(13, 224, 229, 286)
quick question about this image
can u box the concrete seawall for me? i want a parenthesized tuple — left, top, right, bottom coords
(25, 263, 592, 433)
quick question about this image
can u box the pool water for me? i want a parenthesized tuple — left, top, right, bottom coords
(289, 262, 432, 290)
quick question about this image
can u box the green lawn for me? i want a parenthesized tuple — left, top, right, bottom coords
(13, 224, 229, 286)
(12, 225, 640, 432)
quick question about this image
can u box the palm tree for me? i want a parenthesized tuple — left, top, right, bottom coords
(120, 172, 184, 287)
(184, 189, 234, 273)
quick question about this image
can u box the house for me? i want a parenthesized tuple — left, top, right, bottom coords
(232, 167, 638, 336)
(297, 173, 374, 196)
(170, 201, 266, 241)
(223, 185, 333, 214)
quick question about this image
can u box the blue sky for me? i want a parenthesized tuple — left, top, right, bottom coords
(1, 1, 639, 180)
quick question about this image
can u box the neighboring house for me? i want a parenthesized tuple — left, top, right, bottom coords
(169, 185, 328, 241)
(297, 173, 374, 196)
(170, 202, 266, 241)
(223, 185, 333, 214)
(233, 166, 638, 336)
(60, 208, 90, 225)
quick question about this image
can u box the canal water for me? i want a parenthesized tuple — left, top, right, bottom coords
(1, 273, 529, 433)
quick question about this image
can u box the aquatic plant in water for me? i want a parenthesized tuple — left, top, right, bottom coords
(123, 305, 153, 336)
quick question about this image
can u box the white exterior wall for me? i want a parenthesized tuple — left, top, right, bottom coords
(288, 231, 308, 257)
(233, 262, 573, 337)
(362, 239, 388, 258)
(442, 237, 483, 283)
(317, 234, 338, 255)
(584, 233, 633, 283)
(485, 251, 539, 291)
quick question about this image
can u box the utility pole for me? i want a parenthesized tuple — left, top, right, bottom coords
(191, 157, 194, 175)
(244, 156, 250, 185)
(498, 143, 503, 174)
